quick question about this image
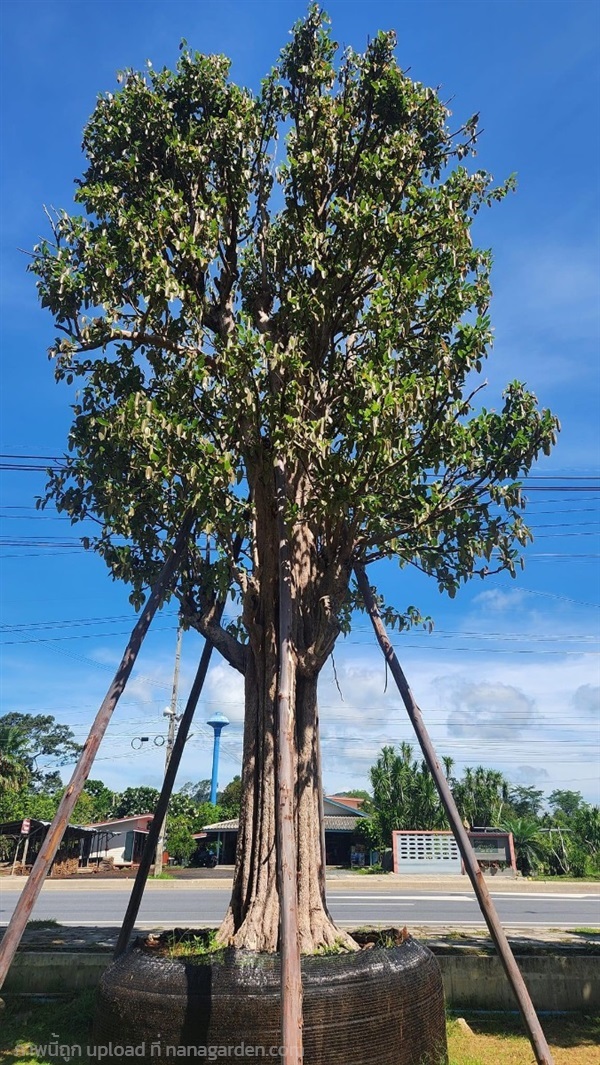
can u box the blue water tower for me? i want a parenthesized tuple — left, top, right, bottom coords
(207, 712, 230, 805)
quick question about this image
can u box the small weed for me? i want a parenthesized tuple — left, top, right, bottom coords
(357, 863, 390, 875)
(162, 928, 224, 959)
(311, 938, 351, 956)
(25, 919, 59, 930)
(567, 927, 600, 936)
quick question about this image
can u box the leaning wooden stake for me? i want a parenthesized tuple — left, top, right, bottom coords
(0, 514, 194, 990)
(354, 563, 554, 1065)
(115, 629, 219, 956)
(275, 457, 303, 1065)
(115, 536, 241, 957)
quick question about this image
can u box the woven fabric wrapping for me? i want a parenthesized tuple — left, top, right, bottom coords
(93, 936, 447, 1064)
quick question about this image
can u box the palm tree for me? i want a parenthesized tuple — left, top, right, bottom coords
(500, 816, 546, 876)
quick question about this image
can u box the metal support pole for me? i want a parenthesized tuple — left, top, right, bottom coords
(10, 837, 21, 877)
(153, 624, 183, 877)
(354, 563, 555, 1065)
(274, 456, 303, 1065)
(0, 513, 194, 990)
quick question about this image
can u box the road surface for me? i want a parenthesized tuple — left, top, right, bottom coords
(1, 881, 598, 930)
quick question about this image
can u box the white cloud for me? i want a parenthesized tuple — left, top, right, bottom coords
(471, 588, 528, 614)
(572, 684, 600, 719)
(445, 681, 537, 740)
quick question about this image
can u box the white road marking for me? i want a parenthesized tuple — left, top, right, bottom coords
(330, 895, 472, 902)
(489, 893, 599, 900)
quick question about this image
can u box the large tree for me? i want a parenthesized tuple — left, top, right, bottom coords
(31, 7, 557, 951)
(0, 713, 81, 792)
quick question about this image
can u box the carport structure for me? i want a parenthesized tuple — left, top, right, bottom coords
(0, 818, 95, 875)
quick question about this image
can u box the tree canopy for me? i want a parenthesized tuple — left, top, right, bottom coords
(0, 713, 81, 792)
(32, 5, 557, 638)
(30, 6, 558, 951)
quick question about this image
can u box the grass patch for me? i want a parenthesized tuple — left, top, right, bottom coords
(156, 927, 225, 959)
(530, 873, 600, 883)
(1, 993, 598, 1064)
(566, 928, 600, 937)
(0, 991, 96, 1062)
(25, 920, 59, 930)
(447, 1012, 600, 1064)
(312, 938, 352, 956)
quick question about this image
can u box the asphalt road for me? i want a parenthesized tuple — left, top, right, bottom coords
(1, 883, 599, 929)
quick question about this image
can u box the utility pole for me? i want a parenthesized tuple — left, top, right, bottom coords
(153, 623, 182, 877)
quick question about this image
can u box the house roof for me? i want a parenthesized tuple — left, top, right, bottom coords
(323, 796, 368, 817)
(203, 815, 362, 834)
(0, 819, 95, 838)
(85, 814, 154, 829)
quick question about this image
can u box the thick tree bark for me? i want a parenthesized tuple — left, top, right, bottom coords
(216, 468, 356, 953)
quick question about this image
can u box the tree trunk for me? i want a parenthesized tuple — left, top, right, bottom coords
(217, 660, 355, 953)
(216, 472, 356, 954)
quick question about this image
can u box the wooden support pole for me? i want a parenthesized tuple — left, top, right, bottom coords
(0, 514, 194, 990)
(275, 457, 303, 1065)
(114, 538, 241, 956)
(114, 629, 216, 957)
(354, 563, 554, 1065)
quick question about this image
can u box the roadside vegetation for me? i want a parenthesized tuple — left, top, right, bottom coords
(1, 711, 598, 878)
(355, 745, 600, 880)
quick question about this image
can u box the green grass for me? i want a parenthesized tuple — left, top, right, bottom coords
(2, 993, 599, 1064)
(530, 873, 600, 882)
(0, 991, 96, 1063)
(24, 920, 59, 930)
(566, 928, 600, 936)
(163, 927, 225, 958)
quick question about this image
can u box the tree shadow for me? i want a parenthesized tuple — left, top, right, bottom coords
(457, 1011, 600, 1049)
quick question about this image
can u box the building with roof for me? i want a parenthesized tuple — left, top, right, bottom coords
(202, 796, 371, 866)
(84, 813, 155, 867)
(0, 818, 95, 875)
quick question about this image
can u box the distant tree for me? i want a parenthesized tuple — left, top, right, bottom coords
(334, 789, 372, 804)
(507, 784, 544, 819)
(548, 789, 584, 819)
(166, 817, 197, 865)
(500, 815, 546, 876)
(0, 713, 81, 791)
(178, 779, 213, 805)
(114, 786, 160, 818)
(452, 766, 509, 828)
(366, 744, 447, 847)
(195, 801, 227, 828)
(31, 7, 557, 950)
(218, 776, 243, 819)
(570, 805, 600, 878)
(82, 779, 117, 820)
(0, 724, 30, 793)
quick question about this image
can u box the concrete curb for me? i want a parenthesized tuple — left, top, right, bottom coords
(2, 876, 597, 893)
(4, 948, 598, 1012)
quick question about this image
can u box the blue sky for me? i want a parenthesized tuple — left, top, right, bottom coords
(1, 0, 599, 806)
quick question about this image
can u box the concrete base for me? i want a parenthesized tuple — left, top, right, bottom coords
(437, 954, 599, 1012)
(3, 950, 599, 1012)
